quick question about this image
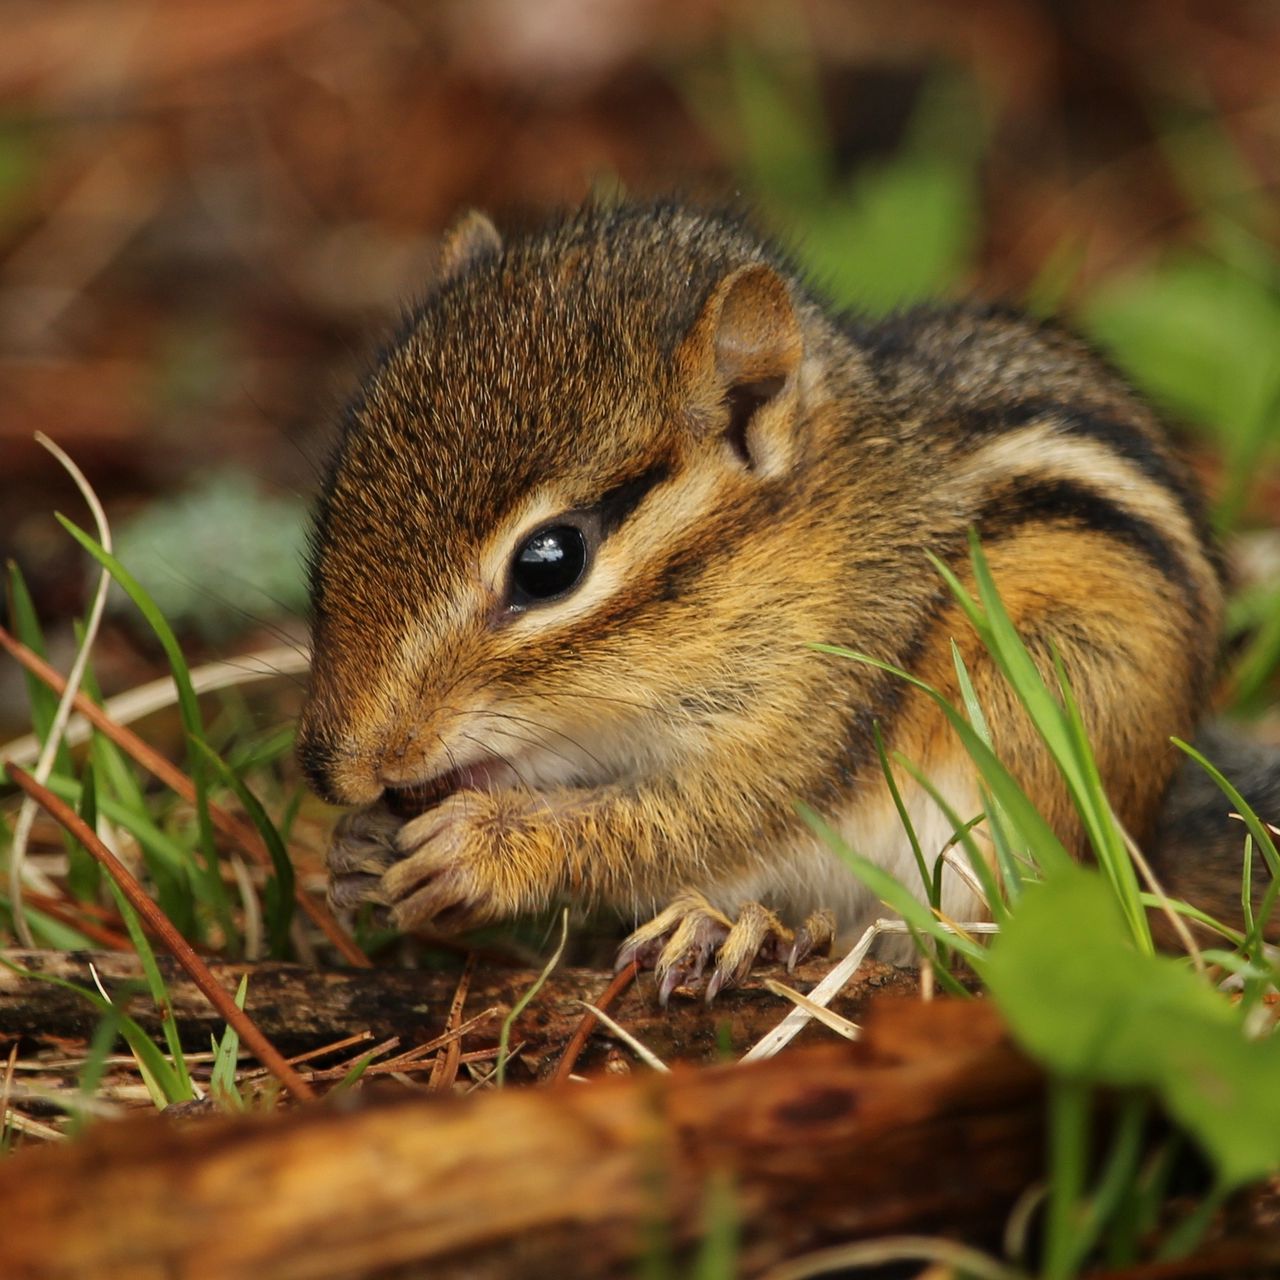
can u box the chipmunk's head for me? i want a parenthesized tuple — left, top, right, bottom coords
(298, 204, 845, 809)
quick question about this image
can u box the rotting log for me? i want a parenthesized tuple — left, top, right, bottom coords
(0, 948, 919, 1071)
(0, 999, 1045, 1280)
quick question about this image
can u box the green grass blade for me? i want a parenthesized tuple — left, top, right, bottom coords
(209, 974, 248, 1111)
(691, 1168, 739, 1280)
(927, 546, 1082, 793)
(1044, 1076, 1092, 1280)
(812, 643, 1074, 875)
(1171, 738, 1280, 877)
(38, 771, 197, 937)
(225, 723, 296, 774)
(795, 801, 985, 961)
(57, 517, 200, 728)
(872, 722, 931, 902)
(77, 658, 150, 815)
(0, 956, 188, 1104)
(1051, 649, 1150, 950)
(331, 1049, 379, 1095)
(37, 772, 193, 878)
(497, 910, 570, 1085)
(192, 738, 295, 958)
(56, 515, 235, 945)
(931, 537, 1153, 950)
(889, 753, 1006, 926)
(5, 562, 71, 774)
(106, 879, 194, 1098)
(0, 893, 94, 948)
(75, 1014, 125, 1132)
(951, 640, 1024, 900)
(69, 757, 103, 901)
(1065, 1094, 1149, 1276)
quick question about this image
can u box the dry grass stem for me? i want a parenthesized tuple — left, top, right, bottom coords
(762, 979, 861, 1041)
(573, 1000, 669, 1072)
(8, 435, 117, 941)
(2, 646, 309, 766)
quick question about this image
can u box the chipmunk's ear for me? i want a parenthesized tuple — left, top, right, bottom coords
(677, 263, 803, 476)
(438, 210, 503, 283)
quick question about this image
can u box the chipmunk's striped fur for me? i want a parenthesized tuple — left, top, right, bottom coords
(299, 201, 1264, 988)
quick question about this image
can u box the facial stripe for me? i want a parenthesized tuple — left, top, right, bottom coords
(596, 461, 672, 534)
(497, 458, 726, 639)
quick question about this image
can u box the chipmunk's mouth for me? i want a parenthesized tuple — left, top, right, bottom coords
(384, 758, 516, 818)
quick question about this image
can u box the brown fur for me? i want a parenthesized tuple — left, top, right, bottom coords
(298, 200, 1259, 957)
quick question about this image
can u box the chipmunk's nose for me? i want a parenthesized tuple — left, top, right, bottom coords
(295, 715, 385, 807)
(295, 729, 344, 805)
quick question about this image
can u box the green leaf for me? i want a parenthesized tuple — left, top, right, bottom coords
(982, 862, 1280, 1189)
(1082, 255, 1280, 529)
(726, 35, 831, 209)
(798, 152, 978, 311)
(1083, 257, 1280, 450)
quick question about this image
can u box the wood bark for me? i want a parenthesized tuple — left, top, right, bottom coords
(0, 998, 1045, 1279)
(0, 948, 920, 1072)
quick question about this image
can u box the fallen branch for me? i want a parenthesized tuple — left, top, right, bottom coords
(0, 999, 1046, 1279)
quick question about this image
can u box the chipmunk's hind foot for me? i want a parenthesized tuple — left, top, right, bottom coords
(616, 892, 835, 1004)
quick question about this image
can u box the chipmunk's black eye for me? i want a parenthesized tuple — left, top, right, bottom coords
(509, 524, 589, 605)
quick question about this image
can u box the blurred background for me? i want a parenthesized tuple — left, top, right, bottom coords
(3, 0, 1280, 731)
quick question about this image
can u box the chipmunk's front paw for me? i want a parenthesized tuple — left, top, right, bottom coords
(326, 801, 403, 911)
(616, 891, 835, 1005)
(382, 790, 536, 934)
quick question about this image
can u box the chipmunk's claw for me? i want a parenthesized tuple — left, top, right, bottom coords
(619, 892, 833, 1003)
(703, 901, 785, 1002)
(624, 893, 734, 1006)
(787, 908, 837, 971)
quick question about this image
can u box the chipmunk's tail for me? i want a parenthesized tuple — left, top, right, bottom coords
(1150, 724, 1280, 942)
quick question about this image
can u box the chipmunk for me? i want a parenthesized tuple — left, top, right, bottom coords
(297, 201, 1276, 996)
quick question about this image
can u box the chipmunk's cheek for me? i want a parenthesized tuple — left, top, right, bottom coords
(384, 791, 513, 932)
